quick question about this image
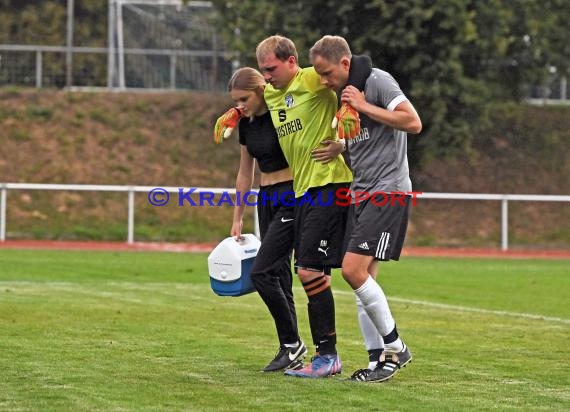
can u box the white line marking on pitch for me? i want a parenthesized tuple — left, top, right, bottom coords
(332, 290, 570, 325)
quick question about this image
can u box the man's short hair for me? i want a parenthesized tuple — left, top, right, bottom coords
(256, 35, 298, 62)
(309, 35, 352, 64)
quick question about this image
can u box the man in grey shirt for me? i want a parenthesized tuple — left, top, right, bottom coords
(310, 35, 422, 383)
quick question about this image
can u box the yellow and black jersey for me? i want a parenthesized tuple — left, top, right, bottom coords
(264, 67, 352, 197)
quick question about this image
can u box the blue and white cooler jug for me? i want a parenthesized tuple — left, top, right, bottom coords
(207, 234, 260, 296)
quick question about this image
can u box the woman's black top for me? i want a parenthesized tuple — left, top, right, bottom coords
(238, 111, 289, 173)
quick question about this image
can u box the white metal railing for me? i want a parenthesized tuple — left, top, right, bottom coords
(1, 183, 569, 250)
(0, 183, 259, 244)
(0, 44, 234, 90)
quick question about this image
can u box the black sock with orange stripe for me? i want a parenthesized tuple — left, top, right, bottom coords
(302, 275, 337, 355)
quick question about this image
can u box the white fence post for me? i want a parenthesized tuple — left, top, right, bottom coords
(116, 0, 126, 89)
(501, 198, 509, 251)
(35, 51, 43, 88)
(107, 0, 116, 89)
(128, 188, 135, 244)
(170, 53, 177, 90)
(66, 0, 75, 88)
(0, 185, 6, 241)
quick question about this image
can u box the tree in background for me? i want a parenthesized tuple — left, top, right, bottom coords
(211, 0, 569, 164)
(525, 0, 570, 97)
(1, 0, 567, 162)
(0, 0, 106, 46)
(0, 0, 107, 87)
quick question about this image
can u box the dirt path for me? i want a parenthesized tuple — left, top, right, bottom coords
(1, 240, 568, 259)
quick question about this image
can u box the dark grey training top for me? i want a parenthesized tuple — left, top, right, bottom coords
(347, 68, 412, 194)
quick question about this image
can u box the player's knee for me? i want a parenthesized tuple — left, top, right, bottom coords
(341, 262, 356, 280)
(341, 263, 363, 289)
(296, 266, 323, 283)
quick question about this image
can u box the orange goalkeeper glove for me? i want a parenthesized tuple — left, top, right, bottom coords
(331, 103, 361, 140)
(214, 108, 242, 144)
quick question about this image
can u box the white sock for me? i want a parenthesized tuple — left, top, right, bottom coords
(354, 276, 396, 337)
(355, 295, 383, 369)
(385, 339, 405, 354)
(284, 341, 299, 349)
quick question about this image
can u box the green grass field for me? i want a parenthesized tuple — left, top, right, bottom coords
(1, 249, 569, 411)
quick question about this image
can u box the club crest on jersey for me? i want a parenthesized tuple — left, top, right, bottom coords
(284, 93, 294, 108)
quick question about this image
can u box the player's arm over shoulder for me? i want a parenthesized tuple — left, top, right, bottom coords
(364, 69, 422, 134)
(392, 100, 422, 134)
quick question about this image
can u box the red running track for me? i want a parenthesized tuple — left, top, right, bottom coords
(0, 240, 569, 259)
